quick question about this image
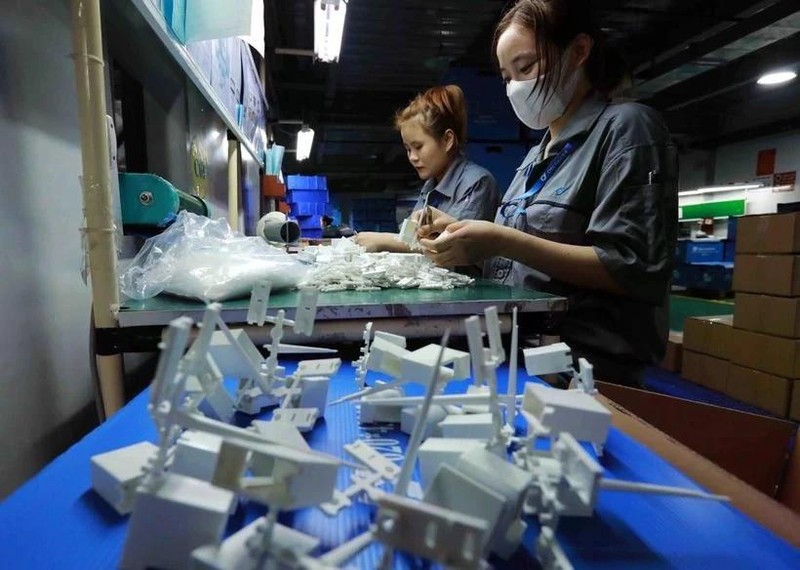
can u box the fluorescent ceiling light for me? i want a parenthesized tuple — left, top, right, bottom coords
(314, 0, 347, 63)
(757, 70, 797, 86)
(678, 184, 763, 197)
(296, 126, 315, 162)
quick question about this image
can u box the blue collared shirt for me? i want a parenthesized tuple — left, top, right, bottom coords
(413, 156, 499, 222)
(486, 96, 678, 365)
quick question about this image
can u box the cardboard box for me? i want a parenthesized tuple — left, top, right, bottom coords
(682, 350, 729, 393)
(660, 331, 683, 372)
(729, 328, 800, 379)
(682, 315, 733, 360)
(737, 212, 800, 254)
(791, 382, 800, 421)
(734, 293, 800, 338)
(727, 364, 794, 417)
(733, 255, 800, 296)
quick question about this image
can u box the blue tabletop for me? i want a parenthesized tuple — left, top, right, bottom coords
(1, 363, 798, 569)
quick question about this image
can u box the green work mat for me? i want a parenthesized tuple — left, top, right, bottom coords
(669, 294, 734, 332)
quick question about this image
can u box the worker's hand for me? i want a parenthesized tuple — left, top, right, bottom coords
(413, 207, 456, 240)
(353, 232, 402, 253)
(418, 220, 504, 267)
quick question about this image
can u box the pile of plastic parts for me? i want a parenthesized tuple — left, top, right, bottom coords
(297, 238, 474, 292)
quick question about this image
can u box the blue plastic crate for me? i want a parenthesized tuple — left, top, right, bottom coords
(296, 215, 323, 229)
(290, 202, 329, 217)
(288, 189, 329, 203)
(687, 262, 734, 291)
(675, 240, 688, 264)
(686, 240, 724, 263)
(723, 240, 736, 262)
(727, 216, 738, 242)
(672, 264, 690, 288)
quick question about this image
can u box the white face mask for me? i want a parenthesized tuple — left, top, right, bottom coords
(506, 52, 581, 130)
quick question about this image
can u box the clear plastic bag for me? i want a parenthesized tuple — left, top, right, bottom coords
(120, 211, 308, 302)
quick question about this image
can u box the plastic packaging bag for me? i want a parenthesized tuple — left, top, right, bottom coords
(120, 211, 308, 302)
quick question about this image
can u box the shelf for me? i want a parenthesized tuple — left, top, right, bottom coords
(129, 0, 265, 169)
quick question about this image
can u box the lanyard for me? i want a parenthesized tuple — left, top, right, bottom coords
(501, 141, 576, 218)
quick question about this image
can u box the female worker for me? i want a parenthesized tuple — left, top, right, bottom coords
(419, 0, 678, 387)
(354, 85, 500, 253)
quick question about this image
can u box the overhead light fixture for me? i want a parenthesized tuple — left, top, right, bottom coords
(757, 70, 797, 86)
(678, 183, 763, 197)
(314, 0, 347, 63)
(296, 126, 315, 162)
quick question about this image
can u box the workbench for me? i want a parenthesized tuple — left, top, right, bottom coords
(3, 363, 798, 569)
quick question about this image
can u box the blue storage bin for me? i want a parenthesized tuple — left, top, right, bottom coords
(672, 264, 689, 288)
(727, 217, 738, 241)
(675, 240, 688, 264)
(686, 240, 724, 263)
(723, 240, 736, 262)
(297, 215, 323, 229)
(688, 263, 734, 291)
(288, 189, 329, 203)
(302, 228, 323, 239)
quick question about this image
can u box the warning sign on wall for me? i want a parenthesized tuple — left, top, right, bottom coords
(773, 171, 796, 193)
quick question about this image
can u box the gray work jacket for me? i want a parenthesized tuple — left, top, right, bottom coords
(413, 156, 499, 222)
(486, 96, 678, 364)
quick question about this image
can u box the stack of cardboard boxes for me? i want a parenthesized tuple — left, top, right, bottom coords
(682, 314, 733, 394)
(727, 212, 800, 421)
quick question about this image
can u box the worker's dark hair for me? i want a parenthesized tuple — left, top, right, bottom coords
(393, 85, 467, 154)
(321, 215, 333, 226)
(493, 0, 628, 98)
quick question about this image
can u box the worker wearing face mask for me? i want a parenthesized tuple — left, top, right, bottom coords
(419, 0, 678, 387)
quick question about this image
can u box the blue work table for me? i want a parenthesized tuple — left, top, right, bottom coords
(1, 363, 798, 569)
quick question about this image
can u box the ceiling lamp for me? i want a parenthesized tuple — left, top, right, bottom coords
(757, 70, 797, 86)
(296, 126, 315, 162)
(314, 0, 347, 63)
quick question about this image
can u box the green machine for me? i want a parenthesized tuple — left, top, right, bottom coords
(119, 173, 208, 231)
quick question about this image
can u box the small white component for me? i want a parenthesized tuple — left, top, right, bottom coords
(171, 431, 224, 482)
(522, 384, 611, 448)
(484, 306, 505, 363)
(400, 405, 446, 440)
(523, 343, 573, 377)
(207, 330, 263, 381)
(246, 280, 272, 326)
(120, 473, 235, 570)
(367, 337, 411, 378)
(271, 408, 319, 432)
(551, 432, 603, 517)
(344, 440, 401, 482)
(373, 330, 407, 348)
(235, 385, 281, 415)
(374, 493, 488, 569)
(398, 217, 420, 247)
(249, 420, 311, 451)
(294, 358, 341, 377)
(296, 376, 331, 417)
(318, 469, 384, 517)
(536, 526, 574, 570)
(293, 287, 319, 336)
(462, 384, 491, 414)
(191, 518, 321, 569)
(438, 413, 495, 440)
(402, 344, 470, 383)
(417, 438, 484, 488)
(90, 441, 158, 515)
(360, 388, 404, 424)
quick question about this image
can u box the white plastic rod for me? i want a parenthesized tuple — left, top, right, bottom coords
(600, 479, 730, 502)
(506, 307, 519, 426)
(318, 529, 375, 566)
(354, 393, 524, 407)
(227, 138, 240, 230)
(70, 0, 124, 417)
(395, 329, 451, 496)
(465, 316, 485, 386)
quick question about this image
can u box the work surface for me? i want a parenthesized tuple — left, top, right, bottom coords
(117, 279, 566, 328)
(2, 364, 799, 569)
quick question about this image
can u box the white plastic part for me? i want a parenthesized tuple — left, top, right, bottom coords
(417, 438, 484, 488)
(438, 413, 496, 440)
(465, 315, 487, 386)
(171, 431, 224, 482)
(374, 493, 488, 569)
(246, 280, 272, 326)
(319, 469, 384, 516)
(522, 384, 611, 449)
(398, 217, 420, 247)
(359, 388, 404, 424)
(551, 432, 603, 517)
(462, 384, 491, 414)
(536, 526, 573, 570)
(293, 287, 319, 336)
(120, 473, 235, 570)
(344, 440, 401, 482)
(424, 463, 506, 555)
(400, 405, 446, 439)
(191, 357, 235, 423)
(598, 479, 729, 502)
(208, 329, 264, 381)
(271, 407, 319, 432)
(317, 529, 375, 567)
(249, 420, 311, 451)
(212, 438, 339, 510)
(295, 358, 341, 377)
(191, 518, 321, 569)
(402, 343, 470, 382)
(296, 376, 331, 417)
(373, 330, 407, 348)
(90, 441, 158, 515)
(523, 343, 573, 377)
(453, 447, 533, 559)
(507, 307, 519, 426)
(355, 392, 523, 408)
(367, 336, 411, 378)
(483, 306, 505, 363)
(571, 357, 595, 394)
